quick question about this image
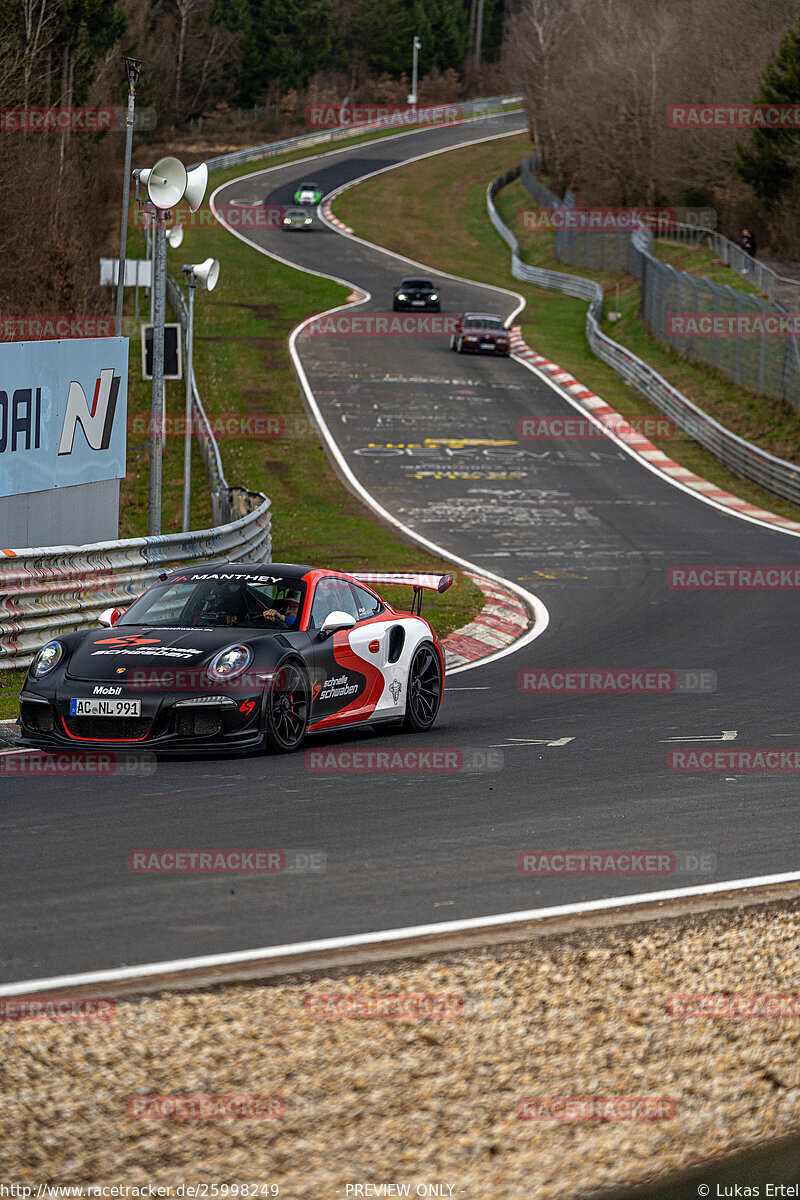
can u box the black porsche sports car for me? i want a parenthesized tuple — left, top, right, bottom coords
(393, 277, 441, 312)
(18, 563, 450, 756)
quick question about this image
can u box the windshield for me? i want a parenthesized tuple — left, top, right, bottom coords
(464, 316, 505, 331)
(118, 576, 307, 630)
(401, 279, 434, 289)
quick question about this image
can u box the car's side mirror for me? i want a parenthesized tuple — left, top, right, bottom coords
(319, 610, 357, 638)
(98, 606, 125, 628)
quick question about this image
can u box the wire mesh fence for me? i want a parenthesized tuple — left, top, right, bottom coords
(519, 156, 800, 410)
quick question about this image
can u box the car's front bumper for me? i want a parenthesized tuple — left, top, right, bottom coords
(18, 688, 266, 756)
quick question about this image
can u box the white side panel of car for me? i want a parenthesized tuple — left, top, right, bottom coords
(344, 616, 430, 718)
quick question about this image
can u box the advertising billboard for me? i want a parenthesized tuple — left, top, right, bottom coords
(0, 337, 128, 499)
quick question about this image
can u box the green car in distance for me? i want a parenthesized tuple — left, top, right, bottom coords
(294, 181, 322, 205)
(283, 207, 314, 230)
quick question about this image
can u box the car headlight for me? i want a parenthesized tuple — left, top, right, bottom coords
(283, 217, 291, 224)
(430, 294, 438, 301)
(304, 218, 312, 224)
(208, 644, 253, 682)
(397, 293, 407, 301)
(30, 640, 64, 679)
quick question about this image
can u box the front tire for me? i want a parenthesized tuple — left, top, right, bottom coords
(402, 642, 443, 732)
(264, 660, 309, 752)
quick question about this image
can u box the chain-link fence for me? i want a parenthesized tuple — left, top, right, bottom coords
(519, 156, 800, 410)
(488, 171, 800, 507)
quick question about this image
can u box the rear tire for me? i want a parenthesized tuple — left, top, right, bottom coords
(264, 660, 309, 753)
(402, 642, 442, 732)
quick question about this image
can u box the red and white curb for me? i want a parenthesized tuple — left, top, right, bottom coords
(321, 193, 354, 235)
(442, 573, 530, 668)
(510, 328, 800, 532)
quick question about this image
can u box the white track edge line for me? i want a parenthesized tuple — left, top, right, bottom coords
(209, 120, 548, 673)
(3, 870, 800, 996)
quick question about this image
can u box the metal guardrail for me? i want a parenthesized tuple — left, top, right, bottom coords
(487, 170, 800, 508)
(0, 271, 272, 670)
(0, 501, 271, 667)
(200, 95, 523, 172)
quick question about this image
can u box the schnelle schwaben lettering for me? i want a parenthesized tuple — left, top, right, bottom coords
(668, 566, 800, 589)
(668, 749, 800, 771)
(518, 1096, 676, 1121)
(667, 993, 800, 1018)
(519, 670, 675, 692)
(517, 851, 676, 875)
(304, 993, 463, 1018)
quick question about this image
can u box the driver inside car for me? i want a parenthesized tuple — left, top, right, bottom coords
(260, 590, 301, 630)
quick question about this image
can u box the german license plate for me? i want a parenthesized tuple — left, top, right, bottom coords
(480, 342, 495, 350)
(411, 299, 426, 305)
(69, 698, 141, 717)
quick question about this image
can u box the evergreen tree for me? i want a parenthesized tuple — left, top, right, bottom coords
(734, 20, 800, 206)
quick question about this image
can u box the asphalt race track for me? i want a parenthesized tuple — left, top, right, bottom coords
(2, 112, 800, 985)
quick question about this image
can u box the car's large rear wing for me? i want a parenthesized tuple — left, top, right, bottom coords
(351, 571, 454, 616)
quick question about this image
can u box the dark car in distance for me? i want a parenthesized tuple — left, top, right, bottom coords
(393, 278, 440, 312)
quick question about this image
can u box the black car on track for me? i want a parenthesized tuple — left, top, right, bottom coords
(393, 277, 441, 312)
(18, 563, 450, 756)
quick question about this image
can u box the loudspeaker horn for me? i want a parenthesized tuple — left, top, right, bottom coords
(184, 162, 209, 213)
(147, 156, 188, 210)
(167, 224, 184, 249)
(193, 257, 220, 291)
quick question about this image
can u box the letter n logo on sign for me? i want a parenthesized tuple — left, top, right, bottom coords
(58, 368, 120, 455)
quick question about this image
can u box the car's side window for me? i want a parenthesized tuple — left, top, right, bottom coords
(309, 578, 360, 629)
(349, 584, 383, 621)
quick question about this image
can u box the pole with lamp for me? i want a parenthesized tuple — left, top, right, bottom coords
(181, 257, 220, 532)
(115, 57, 142, 336)
(409, 36, 422, 104)
(133, 156, 208, 536)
